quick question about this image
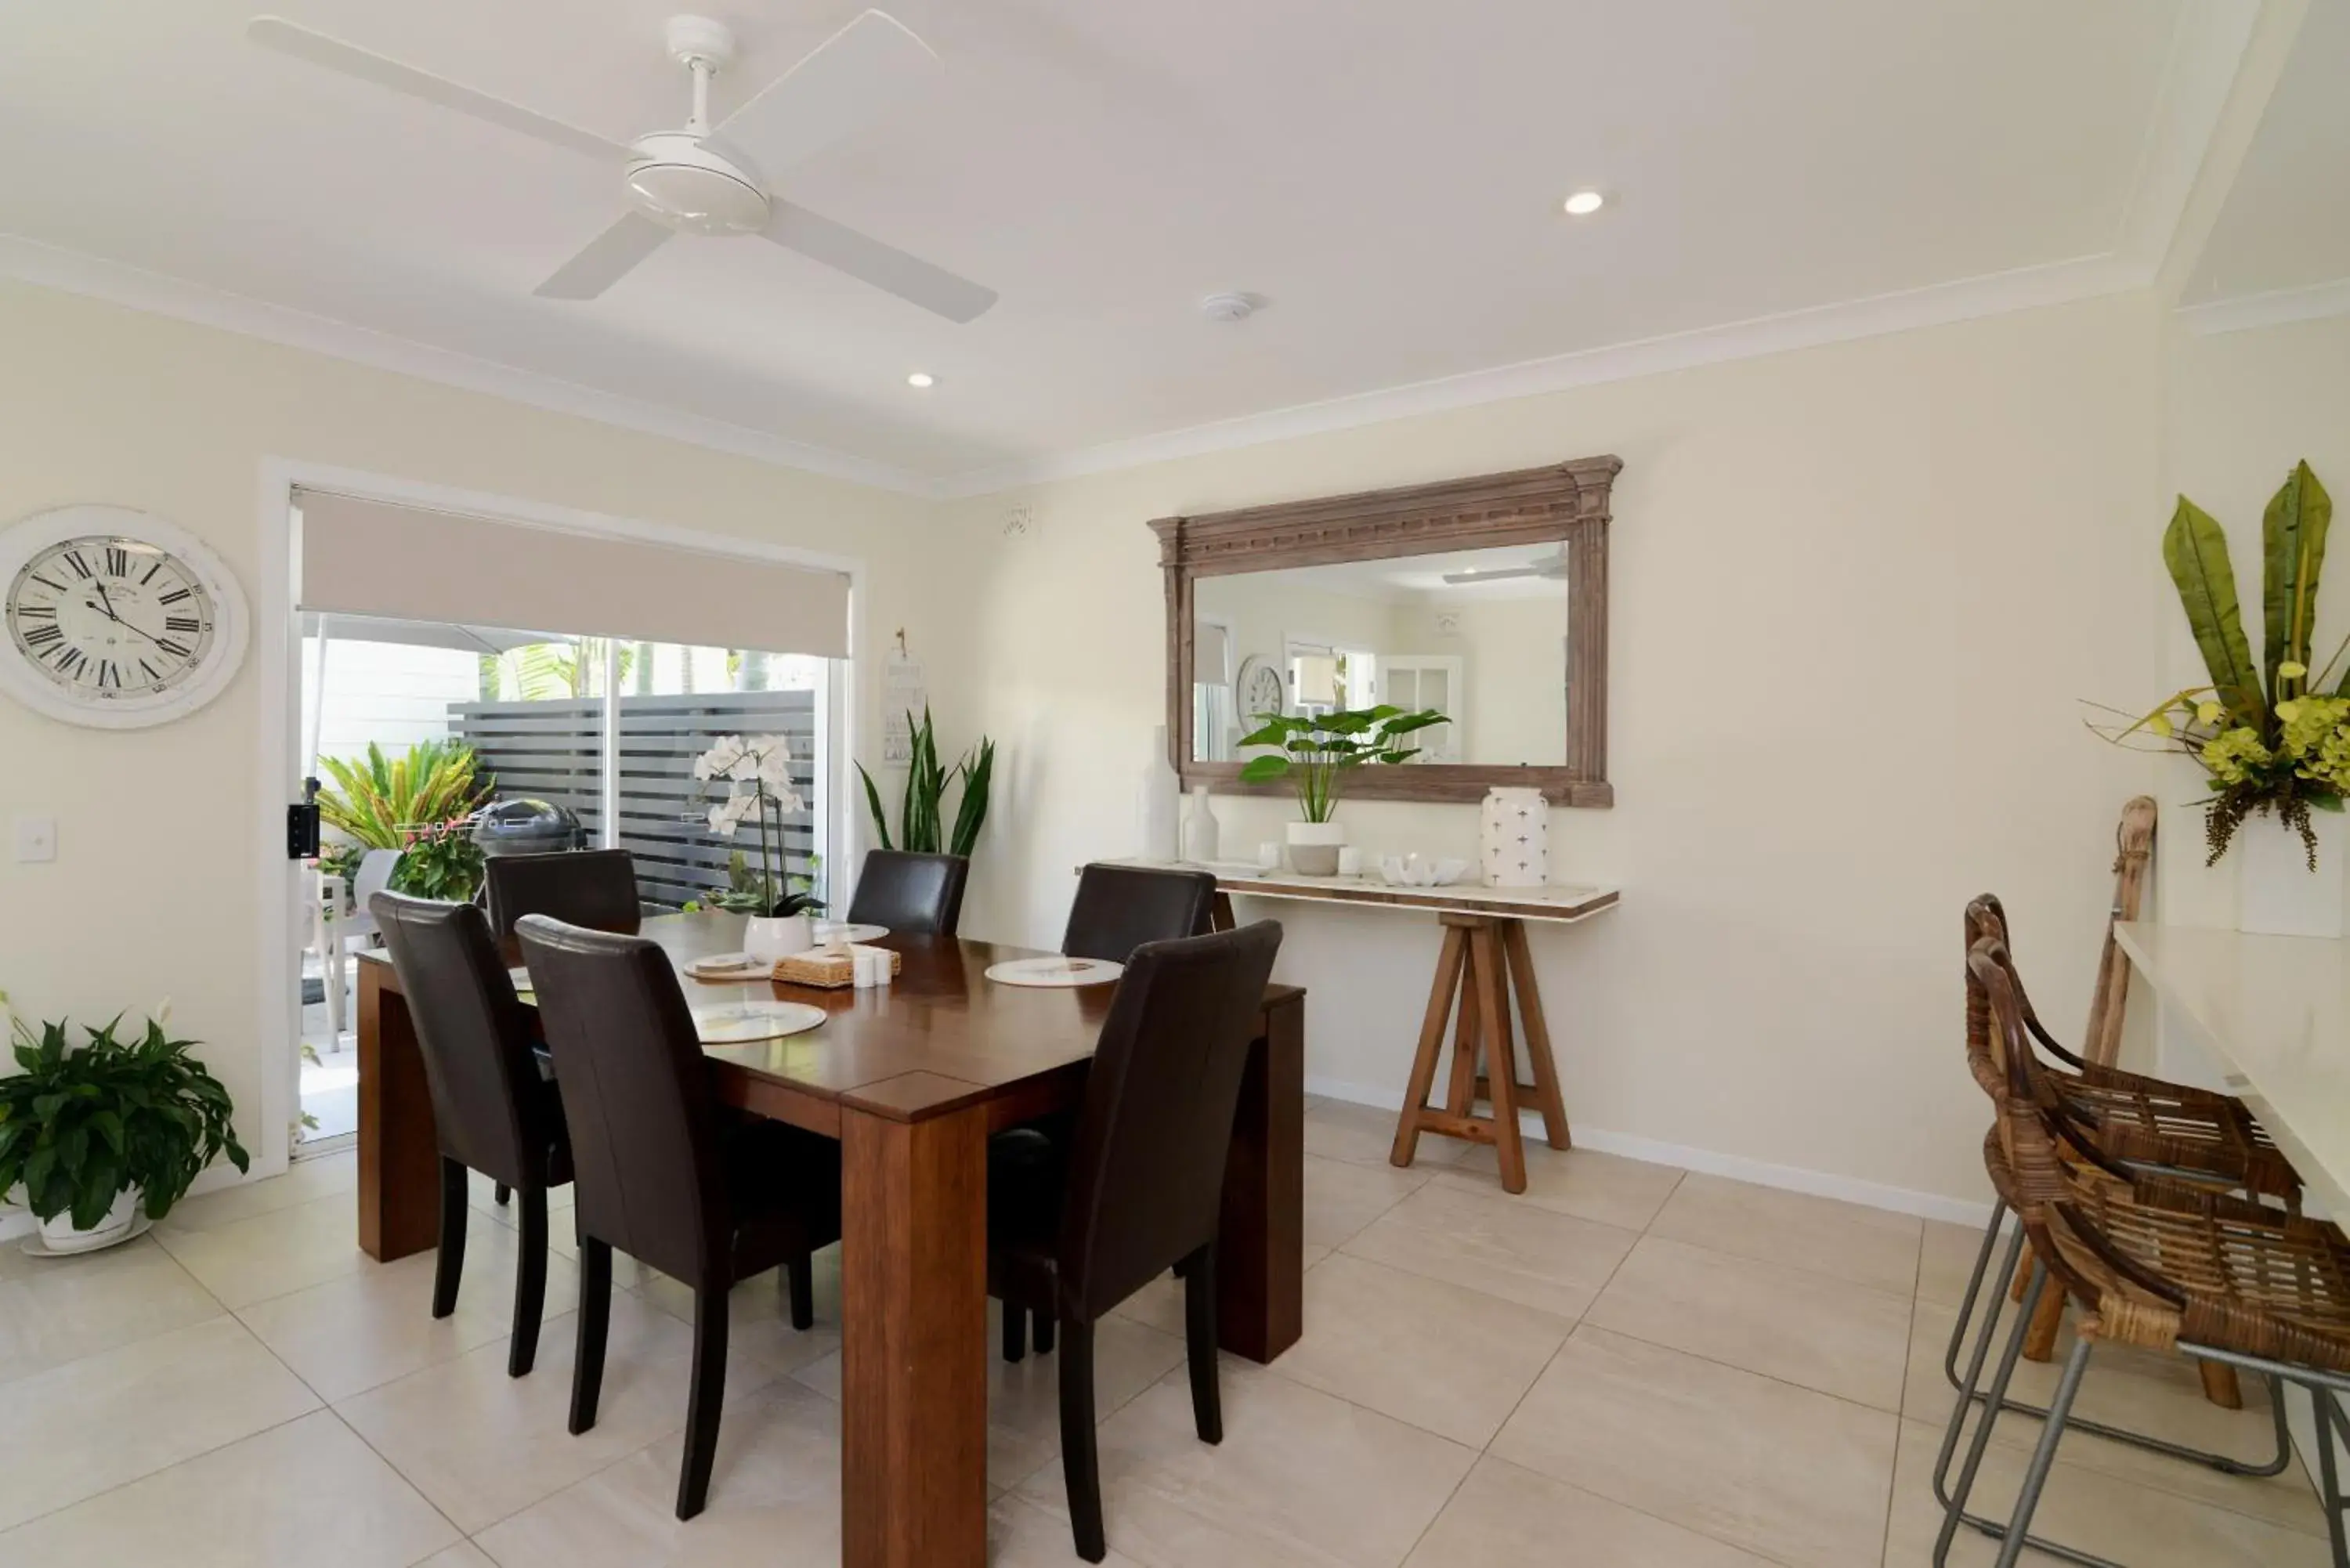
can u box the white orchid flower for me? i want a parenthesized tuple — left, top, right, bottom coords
(696, 735, 747, 778)
(707, 802, 739, 836)
(756, 747, 795, 790)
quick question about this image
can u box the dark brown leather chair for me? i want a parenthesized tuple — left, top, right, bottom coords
(1061, 863, 1218, 963)
(515, 915, 843, 1521)
(844, 849, 969, 936)
(368, 892, 570, 1378)
(484, 849, 643, 941)
(986, 919, 1284, 1563)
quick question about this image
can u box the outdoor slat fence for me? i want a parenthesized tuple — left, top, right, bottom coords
(446, 691, 823, 912)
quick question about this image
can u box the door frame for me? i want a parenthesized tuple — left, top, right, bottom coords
(251, 457, 866, 1176)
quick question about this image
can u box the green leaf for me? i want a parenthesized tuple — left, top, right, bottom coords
(1238, 755, 1293, 784)
(854, 762, 894, 852)
(2261, 461, 2332, 706)
(2164, 496, 2265, 725)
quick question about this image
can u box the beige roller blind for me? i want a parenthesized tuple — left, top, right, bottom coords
(295, 490, 849, 659)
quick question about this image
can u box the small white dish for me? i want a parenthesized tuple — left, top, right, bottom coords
(689, 1000, 828, 1045)
(684, 952, 772, 982)
(985, 956, 1125, 988)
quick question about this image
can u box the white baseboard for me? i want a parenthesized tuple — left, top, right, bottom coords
(1305, 1075, 1995, 1229)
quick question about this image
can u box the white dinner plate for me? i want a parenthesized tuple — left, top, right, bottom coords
(985, 956, 1125, 988)
(812, 922, 889, 945)
(689, 999, 828, 1045)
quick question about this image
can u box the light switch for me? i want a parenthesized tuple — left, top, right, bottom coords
(13, 815, 56, 863)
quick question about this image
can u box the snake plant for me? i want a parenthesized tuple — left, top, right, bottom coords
(856, 708, 996, 857)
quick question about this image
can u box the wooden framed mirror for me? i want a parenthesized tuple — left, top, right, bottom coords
(1150, 457, 1620, 807)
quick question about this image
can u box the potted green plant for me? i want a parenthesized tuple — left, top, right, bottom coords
(1237, 704, 1446, 874)
(389, 816, 488, 903)
(855, 708, 996, 858)
(696, 734, 823, 960)
(0, 1003, 249, 1254)
(2099, 461, 2345, 934)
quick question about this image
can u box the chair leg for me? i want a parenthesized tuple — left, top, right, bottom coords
(494, 1182, 512, 1207)
(1058, 1316, 1106, 1563)
(1034, 1310, 1055, 1355)
(1002, 1301, 1027, 1364)
(1991, 1336, 2094, 1568)
(432, 1158, 468, 1319)
(1942, 1200, 2008, 1392)
(569, 1237, 612, 1436)
(2314, 1384, 2350, 1568)
(508, 1187, 549, 1377)
(677, 1285, 731, 1520)
(1183, 1243, 1222, 1445)
(784, 1252, 815, 1331)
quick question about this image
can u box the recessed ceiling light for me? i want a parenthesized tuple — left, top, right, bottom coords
(906, 371, 936, 388)
(1562, 190, 1606, 217)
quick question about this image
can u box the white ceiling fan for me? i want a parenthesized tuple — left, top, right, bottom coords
(245, 10, 997, 320)
(1443, 547, 1568, 585)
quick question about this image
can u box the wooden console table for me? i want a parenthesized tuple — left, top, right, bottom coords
(1111, 860, 1619, 1194)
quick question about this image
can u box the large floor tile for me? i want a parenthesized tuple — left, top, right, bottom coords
(154, 1189, 368, 1309)
(471, 1380, 841, 1568)
(1884, 1416, 2330, 1566)
(156, 1151, 357, 1235)
(1341, 1178, 1636, 1318)
(1585, 1234, 1912, 1411)
(1016, 1361, 1476, 1568)
(414, 1545, 499, 1568)
(629, 1245, 843, 1380)
(0, 1235, 224, 1388)
(1305, 1097, 1468, 1172)
(1404, 1454, 1776, 1568)
(1436, 1143, 1684, 1230)
(1111, 1246, 1331, 1339)
(0, 1316, 320, 1532)
(0, 1409, 457, 1568)
(1904, 1295, 2323, 1534)
(1915, 1216, 1994, 1310)
(1304, 1155, 1430, 1251)
(336, 1290, 774, 1534)
(990, 1494, 1149, 1567)
(1647, 1173, 1922, 1295)
(1267, 1253, 1571, 1447)
(1492, 1324, 1896, 1568)
(237, 1222, 583, 1403)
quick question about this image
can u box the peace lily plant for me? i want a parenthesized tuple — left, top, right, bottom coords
(2101, 461, 2342, 867)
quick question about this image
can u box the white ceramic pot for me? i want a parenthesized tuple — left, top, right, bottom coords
(743, 913, 815, 963)
(37, 1186, 143, 1255)
(1480, 786, 1550, 887)
(1181, 784, 1223, 863)
(2236, 807, 2347, 938)
(1286, 819, 1345, 876)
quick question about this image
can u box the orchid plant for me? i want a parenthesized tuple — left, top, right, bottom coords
(692, 734, 821, 918)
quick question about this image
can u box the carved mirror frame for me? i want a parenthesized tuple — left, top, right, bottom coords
(1151, 456, 1619, 807)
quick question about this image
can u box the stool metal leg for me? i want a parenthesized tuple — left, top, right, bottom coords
(2316, 1383, 2348, 1568)
(1943, 1199, 2009, 1392)
(1994, 1335, 2094, 1568)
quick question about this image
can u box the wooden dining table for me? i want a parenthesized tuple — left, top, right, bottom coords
(352, 914, 1306, 1568)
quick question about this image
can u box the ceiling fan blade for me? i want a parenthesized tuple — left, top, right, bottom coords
(1443, 566, 1545, 583)
(534, 213, 673, 300)
(711, 9, 944, 177)
(246, 16, 626, 163)
(764, 204, 996, 321)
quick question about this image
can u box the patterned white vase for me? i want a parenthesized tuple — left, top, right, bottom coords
(1480, 787, 1549, 887)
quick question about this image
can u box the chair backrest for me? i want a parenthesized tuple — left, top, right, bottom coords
(845, 850, 969, 937)
(352, 847, 403, 904)
(2083, 796, 2156, 1068)
(484, 849, 642, 941)
(1061, 864, 1218, 963)
(369, 891, 556, 1187)
(515, 916, 725, 1284)
(1056, 919, 1284, 1321)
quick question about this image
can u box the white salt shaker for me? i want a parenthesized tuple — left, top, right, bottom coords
(851, 948, 878, 988)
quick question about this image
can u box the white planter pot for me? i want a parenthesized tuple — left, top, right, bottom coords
(37, 1186, 143, 1255)
(743, 914, 815, 963)
(1480, 787, 1550, 887)
(2236, 807, 2347, 938)
(1286, 819, 1345, 876)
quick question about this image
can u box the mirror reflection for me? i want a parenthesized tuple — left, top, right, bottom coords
(1191, 542, 1570, 765)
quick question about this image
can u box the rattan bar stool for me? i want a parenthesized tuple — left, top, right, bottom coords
(1939, 942, 2350, 1568)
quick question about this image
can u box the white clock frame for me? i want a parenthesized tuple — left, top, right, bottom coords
(0, 504, 251, 730)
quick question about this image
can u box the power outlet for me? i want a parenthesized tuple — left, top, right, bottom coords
(13, 815, 57, 863)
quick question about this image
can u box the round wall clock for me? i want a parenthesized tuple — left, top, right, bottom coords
(0, 505, 251, 729)
(1235, 654, 1285, 724)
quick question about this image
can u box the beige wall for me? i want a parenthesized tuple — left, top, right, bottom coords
(0, 280, 979, 1175)
(947, 294, 2165, 1212)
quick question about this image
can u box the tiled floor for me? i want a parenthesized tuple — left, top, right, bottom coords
(0, 1096, 2330, 1566)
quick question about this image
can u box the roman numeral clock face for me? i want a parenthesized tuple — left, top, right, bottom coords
(0, 508, 249, 729)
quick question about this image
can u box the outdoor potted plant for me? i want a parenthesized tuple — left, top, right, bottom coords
(695, 733, 822, 961)
(2100, 461, 2346, 935)
(0, 1001, 249, 1254)
(1238, 704, 1446, 874)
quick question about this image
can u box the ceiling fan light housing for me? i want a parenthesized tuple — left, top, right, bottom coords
(625, 132, 770, 236)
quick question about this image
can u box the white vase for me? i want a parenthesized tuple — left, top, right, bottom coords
(1286, 819, 1345, 876)
(743, 913, 815, 963)
(37, 1186, 143, 1255)
(1480, 787, 1550, 887)
(1138, 725, 1180, 861)
(2236, 807, 2347, 938)
(1181, 785, 1222, 864)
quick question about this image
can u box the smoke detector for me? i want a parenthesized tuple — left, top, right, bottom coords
(1199, 291, 1259, 322)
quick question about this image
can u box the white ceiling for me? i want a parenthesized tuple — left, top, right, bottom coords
(0, 2, 2238, 491)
